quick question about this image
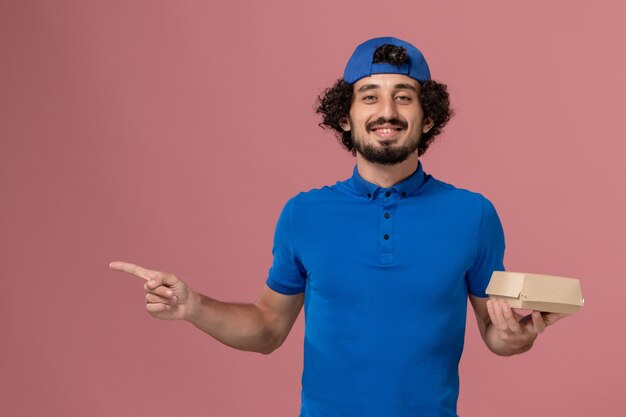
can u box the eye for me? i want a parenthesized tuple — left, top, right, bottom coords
(362, 95, 377, 103)
(395, 95, 411, 102)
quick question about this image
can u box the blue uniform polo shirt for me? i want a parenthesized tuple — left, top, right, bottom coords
(266, 160, 506, 417)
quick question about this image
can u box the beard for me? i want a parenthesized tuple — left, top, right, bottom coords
(352, 119, 422, 165)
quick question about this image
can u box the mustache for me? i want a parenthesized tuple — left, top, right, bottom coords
(366, 117, 408, 131)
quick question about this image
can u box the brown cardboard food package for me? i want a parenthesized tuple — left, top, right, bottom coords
(486, 271, 584, 314)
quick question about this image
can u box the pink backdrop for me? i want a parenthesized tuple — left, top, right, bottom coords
(2, 1, 624, 416)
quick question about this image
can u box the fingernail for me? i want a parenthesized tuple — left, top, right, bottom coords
(166, 290, 173, 297)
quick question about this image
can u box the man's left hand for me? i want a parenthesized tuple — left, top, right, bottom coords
(486, 299, 568, 350)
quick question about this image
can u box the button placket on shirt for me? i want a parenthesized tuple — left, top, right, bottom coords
(380, 189, 397, 264)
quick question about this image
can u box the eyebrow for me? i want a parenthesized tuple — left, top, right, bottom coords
(356, 83, 418, 93)
(394, 83, 418, 93)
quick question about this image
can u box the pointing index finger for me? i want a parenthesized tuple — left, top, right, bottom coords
(109, 261, 158, 281)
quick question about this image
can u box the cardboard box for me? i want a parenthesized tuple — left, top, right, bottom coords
(486, 271, 584, 315)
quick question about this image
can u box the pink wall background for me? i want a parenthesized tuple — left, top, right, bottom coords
(1, 1, 624, 416)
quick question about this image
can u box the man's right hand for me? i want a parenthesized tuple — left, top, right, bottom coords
(109, 261, 195, 321)
(109, 260, 304, 353)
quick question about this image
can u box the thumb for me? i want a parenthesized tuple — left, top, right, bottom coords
(147, 271, 181, 289)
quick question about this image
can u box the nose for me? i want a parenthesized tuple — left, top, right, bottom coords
(377, 95, 399, 120)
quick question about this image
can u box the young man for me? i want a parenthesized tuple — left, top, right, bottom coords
(110, 37, 566, 416)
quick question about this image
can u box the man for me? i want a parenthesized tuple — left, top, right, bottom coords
(110, 37, 566, 416)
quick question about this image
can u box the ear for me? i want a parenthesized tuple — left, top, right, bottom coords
(340, 116, 351, 132)
(422, 117, 434, 134)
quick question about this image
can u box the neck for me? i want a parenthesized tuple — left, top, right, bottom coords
(355, 152, 419, 188)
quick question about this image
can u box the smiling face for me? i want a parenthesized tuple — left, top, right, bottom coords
(340, 73, 434, 165)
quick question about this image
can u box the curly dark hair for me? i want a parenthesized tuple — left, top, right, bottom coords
(315, 45, 454, 157)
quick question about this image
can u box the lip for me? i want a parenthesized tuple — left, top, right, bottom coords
(371, 125, 403, 140)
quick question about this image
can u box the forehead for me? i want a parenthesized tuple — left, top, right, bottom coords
(353, 73, 420, 92)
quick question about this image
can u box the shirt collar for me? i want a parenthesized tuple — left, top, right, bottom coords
(350, 160, 428, 200)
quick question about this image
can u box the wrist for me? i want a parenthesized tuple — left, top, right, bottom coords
(184, 289, 203, 323)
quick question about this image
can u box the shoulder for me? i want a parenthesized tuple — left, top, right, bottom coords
(287, 180, 347, 207)
(427, 175, 493, 209)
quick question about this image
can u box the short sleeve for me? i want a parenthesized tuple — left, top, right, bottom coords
(466, 196, 506, 297)
(265, 196, 307, 295)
